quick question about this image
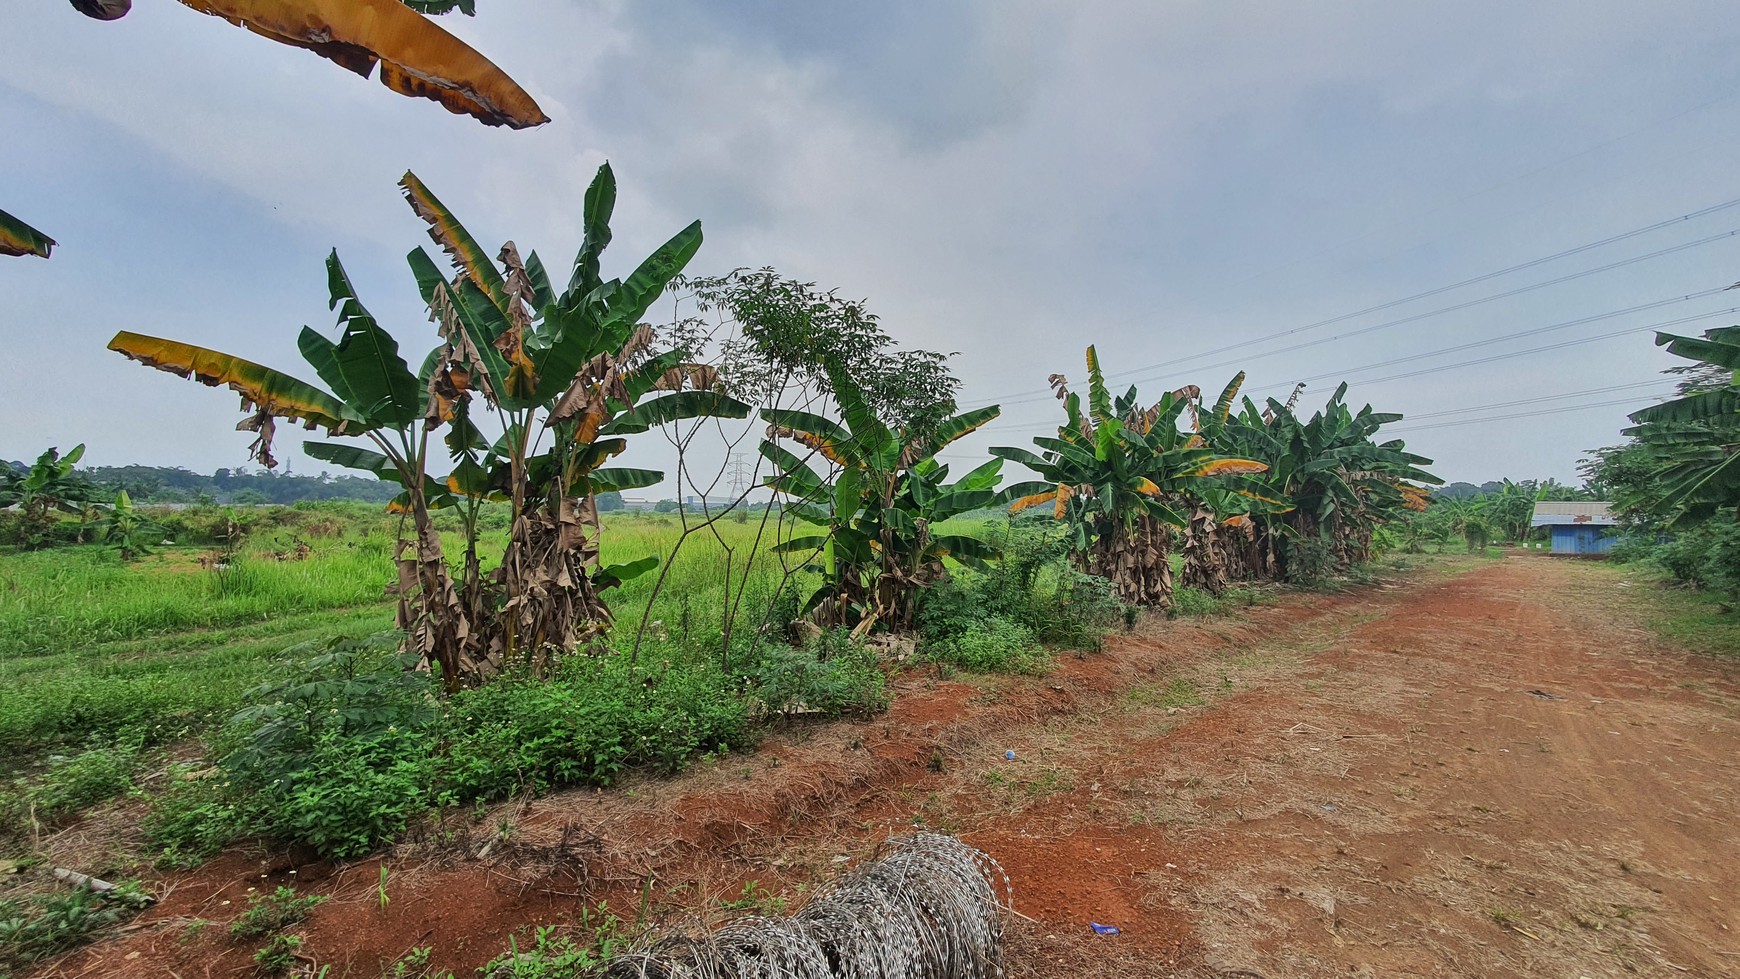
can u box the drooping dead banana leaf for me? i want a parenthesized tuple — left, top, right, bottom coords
(108, 331, 360, 434)
(0, 208, 55, 259)
(176, 0, 547, 129)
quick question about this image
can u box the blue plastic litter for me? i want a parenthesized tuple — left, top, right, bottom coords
(1321, 804, 1336, 812)
(1090, 922, 1121, 935)
(1004, 750, 1016, 760)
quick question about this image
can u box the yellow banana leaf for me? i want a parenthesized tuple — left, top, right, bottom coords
(1133, 477, 1162, 496)
(1054, 482, 1073, 520)
(773, 427, 852, 468)
(178, 0, 548, 129)
(108, 331, 358, 433)
(399, 171, 509, 307)
(1006, 488, 1060, 513)
(0, 208, 55, 258)
(1183, 458, 1269, 478)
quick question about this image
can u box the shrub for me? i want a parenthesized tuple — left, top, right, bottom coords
(277, 728, 433, 859)
(0, 740, 142, 845)
(741, 630, 889, 717)
(1652, 531, 1712, 586)
(31, 741, 141, 818)
(921, 618, 1048, 674)
(1283, 535, 1338, 585)
(144, 772, 251, 868)
(918, 521, 1126, 659)
(441, 659, 754, 800)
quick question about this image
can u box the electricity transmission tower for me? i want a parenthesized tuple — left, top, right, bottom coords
(726, 452, 754, 499)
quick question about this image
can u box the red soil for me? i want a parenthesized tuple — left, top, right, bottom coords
(32, 556, 1740, 979)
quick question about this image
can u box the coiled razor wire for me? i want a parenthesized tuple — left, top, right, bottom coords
(601, 834, 1012, 979)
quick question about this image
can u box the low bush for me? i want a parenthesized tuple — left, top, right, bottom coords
(442, 659, 754, 799)
(740, 630, 889, 718)
(917, 520, 1125, 665)
(0, 740, 141, 845)
(1283, 536, 1338, 585)
(921, 618, 1048, 674)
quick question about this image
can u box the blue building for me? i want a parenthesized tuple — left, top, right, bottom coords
(1530, 502, 1618, 556)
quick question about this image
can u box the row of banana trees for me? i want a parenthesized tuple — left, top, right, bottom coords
(762, 345, 1440, 624)
(991, 350, 1438, 607)
(109, 166, 1439, 690)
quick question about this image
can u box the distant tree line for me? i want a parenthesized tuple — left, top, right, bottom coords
(1, 460, 399, 505)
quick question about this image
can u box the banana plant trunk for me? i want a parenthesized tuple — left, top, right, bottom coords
(1180, 505, 1227, 597)
(492, 492, 611, 677)
(395, 487, 476, 694)
(1087, 513, 1173, 609)
(1217, 521, 1258, 582)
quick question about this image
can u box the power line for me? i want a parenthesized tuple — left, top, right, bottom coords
(1337, 306, 1740, 391)
(982, 228, 1740, 411)
(976, 305, 1740, 435)
(1246, 292, 1736, 396)
(1385, 396, 1656, 434)
(1388, 380, 1676, 423)
(961, 197, 1740, 409)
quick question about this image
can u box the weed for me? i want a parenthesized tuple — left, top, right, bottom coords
(253, 932, 303, 975)
(0, 885, 145, 972)
(718, 880, 790, 916)
(1022, 768, 1074, 797)
(483, 907, 623, 979)
(386, 945, 448, 979)
(740, 630, 889, 718)
(1167, 586, 1223, 618)
(230, 887, 326, 940)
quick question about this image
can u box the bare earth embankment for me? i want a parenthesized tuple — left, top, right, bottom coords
(40, 555, 1740, 979)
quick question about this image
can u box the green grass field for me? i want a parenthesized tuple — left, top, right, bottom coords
(0, 508, 825, 757)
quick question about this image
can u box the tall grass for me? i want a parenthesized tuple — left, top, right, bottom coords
(0, 537, 396, 659)
(0, 508, 978, 755)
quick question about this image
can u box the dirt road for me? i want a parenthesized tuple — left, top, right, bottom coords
(46, 556, 1740, 978)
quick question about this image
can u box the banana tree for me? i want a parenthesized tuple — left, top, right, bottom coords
(72, 0, 545, 129)
(1622, 326, 1740, 524)
(1224, 383, 1439, 577)
(993, 347, 1267, 609)
(112, 164, 746, 689)
(1, 208, 55, 259)
(761, 379, 1003, 633)
(1, 445, 97, 549)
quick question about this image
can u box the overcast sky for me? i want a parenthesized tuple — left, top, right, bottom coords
(5, 1, 1740, 491)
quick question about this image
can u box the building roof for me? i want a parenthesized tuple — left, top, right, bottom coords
(1531, 501, 1618, 527)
